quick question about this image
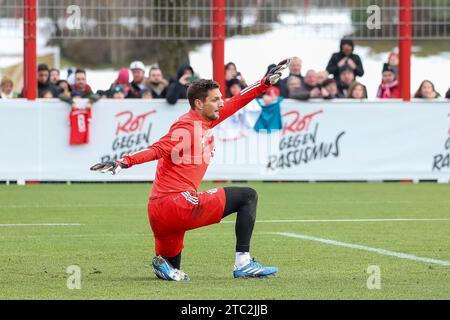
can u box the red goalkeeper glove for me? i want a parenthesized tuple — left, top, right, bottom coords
(264, 58, 292, 85)
(90, 159, 130, 175)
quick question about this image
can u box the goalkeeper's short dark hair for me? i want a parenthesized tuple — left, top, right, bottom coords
(187, 79, 220, 110)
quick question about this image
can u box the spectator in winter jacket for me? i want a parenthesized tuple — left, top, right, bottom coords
(146, 66, 168, 99)
(286, 75, 302, 99)
(127, 61, 146, 99)
(31, 63, 60, 98)
(112, 68, 131, 96)
(277, 56, 303, 98)
(72, 69, 95, 98)
(166, 63, 197, 105)
(111, 84, 126, 99)
(292, 70, 328, 100)
(96, 68, 130, 98)
(337, 65, 356, 97)
(326, 37, 364, 80)
(414, 80, 441, 99)
(376, 63, 401, 99)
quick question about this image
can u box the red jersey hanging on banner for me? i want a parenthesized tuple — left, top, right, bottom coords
(69, 107, 92, 145)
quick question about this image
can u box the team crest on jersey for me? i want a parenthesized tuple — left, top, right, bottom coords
(201, 136, 206, 149)
(206, 188, 218, 194)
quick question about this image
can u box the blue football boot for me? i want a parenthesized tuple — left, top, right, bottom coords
(233, 258, 278, 278)
(152, 256, 190, 281)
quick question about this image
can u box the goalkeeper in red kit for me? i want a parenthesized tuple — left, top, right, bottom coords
(90, 59, 291, 281)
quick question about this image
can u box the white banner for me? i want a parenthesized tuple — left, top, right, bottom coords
(0, 99, 449, 182)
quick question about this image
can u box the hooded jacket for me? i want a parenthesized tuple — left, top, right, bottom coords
(166, 63, 195, 105)
(326, 38, 364, 80)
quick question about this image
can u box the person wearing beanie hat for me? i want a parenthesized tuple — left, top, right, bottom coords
(386, 51, 399, 79)
(382, 63, 398, 76)
(111, 84, 126, 99)
(326, 36, 364, 80)
(376, 63, 401, 99)
(95, 68, 130, 98)
(116, 68, 130, 84)
(113, 68, 131, 96)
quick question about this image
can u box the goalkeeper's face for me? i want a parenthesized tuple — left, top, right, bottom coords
(200, 88, 224, 121)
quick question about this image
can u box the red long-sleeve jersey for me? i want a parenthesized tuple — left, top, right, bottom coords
(121, 79, 269, 199)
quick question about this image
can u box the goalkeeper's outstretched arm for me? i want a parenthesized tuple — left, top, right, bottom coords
(90, 122, 191, 175)
(91, 58, 292, 175)
(210, 58, 292, 128)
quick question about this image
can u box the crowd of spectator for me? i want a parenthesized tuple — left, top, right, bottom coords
(221, 36, 448, 102)
(1, 36, 450, 104)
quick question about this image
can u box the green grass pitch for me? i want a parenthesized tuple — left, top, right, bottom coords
(1, 182, 450, 299)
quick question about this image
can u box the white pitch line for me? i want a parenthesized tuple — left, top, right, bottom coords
(221, 218, 450, 224)
(1, 204, 143, 208)
(273, 232, 450, 267)
(0, 223, 83, 227)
